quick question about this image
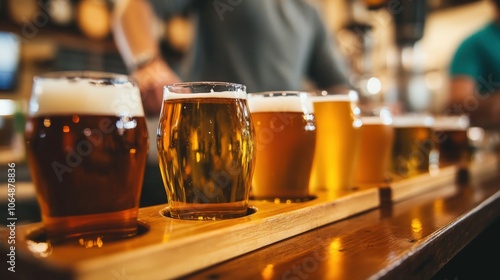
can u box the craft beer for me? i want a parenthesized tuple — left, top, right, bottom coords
(25, 72, 148, 242)
(158, 82, 255, 220)
(309, 91, 362, 191)
(354, 115, 394, 185)
(247, 92, 316, 201)
(391, 115, 435, 178)
(433, 115, 470, 166)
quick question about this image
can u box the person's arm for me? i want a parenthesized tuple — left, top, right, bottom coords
(448, 75, 500, 130)
(305, 7, 352, 93)
(112, 0, 181, 116)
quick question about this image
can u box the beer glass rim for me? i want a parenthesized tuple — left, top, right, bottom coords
(308, 89, 359, 102)
(433, 114, 470, 130)
(33, 71, 137, 86)
(392, 114, 435, 127)
(165, 81, 246, 92)
(247, 91, 314, 114)
(247, 91, 311, 96)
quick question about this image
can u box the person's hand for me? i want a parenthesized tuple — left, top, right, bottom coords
(131, 58, 181, 116)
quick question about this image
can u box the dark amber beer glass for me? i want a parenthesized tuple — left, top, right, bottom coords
(391, 114, 435, 178)
(354, 109, 394, 185)
(25, 72, 148, 243)
(432, 115, 470, 167)
(158, 82, 255, 220)
(247, 92, 316, 202)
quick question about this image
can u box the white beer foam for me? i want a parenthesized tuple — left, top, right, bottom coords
(309, 92, 358, 103)
(392, 114, 435, 127)
(165, 90, 247, 100)
(361, 116, 391, 125)
(29, 78, 144, 117)
(433, 115, 469, 130)
(247, 94, 314, 114)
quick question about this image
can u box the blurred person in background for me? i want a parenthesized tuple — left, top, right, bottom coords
(448, 0, 500, 130)
(112, 0, 352, 116)
(112, 0, 352, 206)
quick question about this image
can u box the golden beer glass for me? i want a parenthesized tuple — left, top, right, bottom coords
(354, 108, 394, 186)
(432, 115, 470, 167)
(247, 92, 316, 202)
(391, 114, 435, 178)
(308, 90, 362, 192)
(158, 82, 255, 220)
(25, 72, 148, 243)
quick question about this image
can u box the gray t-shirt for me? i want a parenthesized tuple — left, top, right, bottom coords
(149, 0, 350, 92)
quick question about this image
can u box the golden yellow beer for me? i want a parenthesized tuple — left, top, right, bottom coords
(25, 72, 148, 243)
(354, 115, 394, 185)
(157, 82, 255, 220)
(391, 115, 435, 178)
(309, 91, 362, 192)
(247, 92, 316, 201)
(432, 115, 470, 167)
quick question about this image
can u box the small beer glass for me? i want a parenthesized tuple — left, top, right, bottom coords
(354, 107, 395, 186)
(432, 115, 470, 167)
(391, 114, 436, 178)
(157, 82, 255, 220)
(25, 71, 149, 243)
(308, 90, 362, 192)
(247, 92, 316, 202)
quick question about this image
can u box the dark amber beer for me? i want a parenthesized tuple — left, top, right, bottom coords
(354, 114, 394, 185)
(391, 115, 435, 178)
(432, 115, 470, 166)
(247, 92, 316, 201)
(158, 82, 255, 220)
(25, 72, 148, 242)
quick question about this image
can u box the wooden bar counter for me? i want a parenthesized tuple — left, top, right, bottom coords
(1, 153, 499, 280)
(183, 162, 500, 279)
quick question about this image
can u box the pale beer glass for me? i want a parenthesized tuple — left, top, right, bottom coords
(309, 90, 362, 192)
(158, 82, 255, 220)
(354, 108, 394, 185)
(25, 72, 148, 243)
(391, 114, 436, 178)
(247, 92, 316, 202)
(432, 115, 470, 167)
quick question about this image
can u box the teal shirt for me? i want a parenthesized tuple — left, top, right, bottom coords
(148, 0, 351, 92)
(449, 22, 500, 94)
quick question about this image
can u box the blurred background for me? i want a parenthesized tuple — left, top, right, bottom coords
(0, 0, 495, 222)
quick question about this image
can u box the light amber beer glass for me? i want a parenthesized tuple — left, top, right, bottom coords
(158, 82, 255, 220)
(309, 90, 362, 192)
(25, 72, 148, 243)
(354, 109, 394, 185)
(391, 114, 435, 178)
(247, 92, 316, 202)
(432, 115, 470, 167)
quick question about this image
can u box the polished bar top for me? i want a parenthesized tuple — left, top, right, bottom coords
(182, 171, 500, 279)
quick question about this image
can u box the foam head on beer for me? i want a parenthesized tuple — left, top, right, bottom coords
(247, 92, 314, 114)
(309, 90, 359, 103)
(433, 115, 470, 131)
(29, 73, 144, 117)
(164, 82, 246, 100)
(392, 114, 435, 128)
